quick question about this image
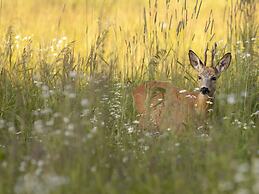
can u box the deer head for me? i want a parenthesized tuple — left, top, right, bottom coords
(188, 48, 231, 97)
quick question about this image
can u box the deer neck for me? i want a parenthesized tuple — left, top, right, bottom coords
(196, 93, 214, 115)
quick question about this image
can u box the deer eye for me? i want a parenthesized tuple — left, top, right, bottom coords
(198, 76, 202, 80)
(211, 77, 217, 81)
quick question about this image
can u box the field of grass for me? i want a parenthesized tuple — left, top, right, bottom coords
(0, 0, 258, 193)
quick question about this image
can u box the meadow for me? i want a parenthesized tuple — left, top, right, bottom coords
(0, 0, 258, 193)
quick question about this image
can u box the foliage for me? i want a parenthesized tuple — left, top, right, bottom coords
(0, 0, 258, 194)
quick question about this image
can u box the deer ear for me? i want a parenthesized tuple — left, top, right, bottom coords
(189, 50, 204, 71)
(215, 53, 231, 74)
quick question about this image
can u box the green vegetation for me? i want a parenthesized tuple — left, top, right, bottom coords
(0, 0, 258, 194)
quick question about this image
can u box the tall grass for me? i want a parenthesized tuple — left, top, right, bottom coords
(0, 0, 258, 194)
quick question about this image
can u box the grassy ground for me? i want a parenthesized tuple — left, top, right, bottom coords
(0, 0, 258, 194)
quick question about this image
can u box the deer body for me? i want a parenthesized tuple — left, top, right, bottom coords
(133, 81, 212, 130)
(133, 49, 231, 131)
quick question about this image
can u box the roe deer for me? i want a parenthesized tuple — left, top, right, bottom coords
(133, 48, 231, 131)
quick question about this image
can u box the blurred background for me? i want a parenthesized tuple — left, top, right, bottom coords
(0, 1, 258, 194)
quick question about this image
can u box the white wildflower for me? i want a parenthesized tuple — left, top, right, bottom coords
(218, 181, 233, 191)
(143, 145, 149, 151)
(15, 35, 21, 40)
(132, 120, 140, 124)
(67, 124, 74, 131)
(0, 119, 5, 129)
(234, 172, 246, 183)
(227, 94, 236, 104)
(161, 22, 167, 30)
(91, 127, 97, 134)
(46, 119, 54, 127)
(69, 71, 77, 78)
(179, 89, 187, 93)
(91, 166, 96, 173)
(19, 161, 27, 172)
(81, 99, 89, 107)
(63, 117, 69, 124)
(127, 126, 134, 133)
(251, 110, 259, 117)
(14, 172, 68, 194)
(237, 163, 249, 173)
(122, 157, 128, 163)
(175, 143, 180, 147)
(34, 120, 44, 133)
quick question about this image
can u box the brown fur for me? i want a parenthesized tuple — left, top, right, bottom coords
(133, 81, 212, 131)
(132, 50, 231, 132)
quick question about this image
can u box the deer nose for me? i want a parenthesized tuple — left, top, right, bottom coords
(200, 87, 210, 95)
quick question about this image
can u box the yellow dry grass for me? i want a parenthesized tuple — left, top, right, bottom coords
(0, 0, 258, 69)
